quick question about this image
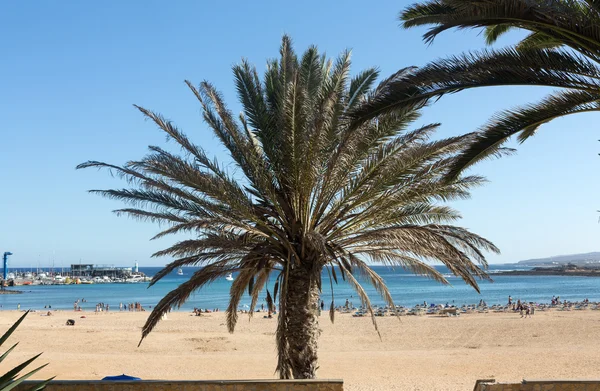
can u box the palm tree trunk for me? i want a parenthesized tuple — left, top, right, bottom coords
(284, 264, 320, 379)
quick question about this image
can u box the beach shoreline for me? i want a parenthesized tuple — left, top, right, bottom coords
(0, 290, 22, 295)
(1, 309, 599, 390)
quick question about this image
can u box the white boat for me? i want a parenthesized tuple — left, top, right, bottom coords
(125, 274, 145, 283)
(177, 268, 183, 276)
(225, 273, 234, 281)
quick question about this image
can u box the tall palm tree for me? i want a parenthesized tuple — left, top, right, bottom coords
(77, 36, 498, 379)
(352, 0, 600, 179)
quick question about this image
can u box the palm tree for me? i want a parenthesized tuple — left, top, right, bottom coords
(77, 36, 498, 379)
(352, 0, 600, 179)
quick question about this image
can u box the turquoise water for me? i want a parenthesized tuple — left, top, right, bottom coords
(2, 265, 600, 311)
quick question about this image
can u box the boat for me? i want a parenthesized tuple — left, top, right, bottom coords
(177, 268, 183, 276)
(225, 273, 234, 281)
(125, 274, 145, 283)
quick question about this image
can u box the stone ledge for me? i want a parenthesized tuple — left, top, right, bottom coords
(475, 379, 600, 391)
(16, 379, 344, 391)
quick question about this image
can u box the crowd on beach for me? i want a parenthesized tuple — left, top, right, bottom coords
(66, 298, 149, 313)
(192, 307, 220, 316)
(322, 295, 600, 318)
(121, 302, 146, 312)
(7, 294, 600, 317)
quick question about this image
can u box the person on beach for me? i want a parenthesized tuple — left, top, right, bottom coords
(321, 300, 325, 311)
(508, 296, 512, 305)
(17, 303, 20, 311)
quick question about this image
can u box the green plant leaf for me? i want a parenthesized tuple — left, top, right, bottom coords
(0, 311, 29, 348)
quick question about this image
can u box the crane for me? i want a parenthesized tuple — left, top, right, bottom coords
(3, 252, 13, 281)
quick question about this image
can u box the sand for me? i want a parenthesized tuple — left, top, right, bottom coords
(0, 309, 598, 391)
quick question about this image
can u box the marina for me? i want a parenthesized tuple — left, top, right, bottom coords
(1, 262, 151, 287)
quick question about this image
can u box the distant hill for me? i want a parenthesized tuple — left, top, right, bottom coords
(517, 252, 600, 266)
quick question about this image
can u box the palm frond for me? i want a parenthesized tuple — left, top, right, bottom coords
(139, 263, 238, 344)
(446, 89, 600, 179)
(483, 24, 514, 45)
(226, 267, 257, 332)
(400, 0, 600, 55)
(347, 48, 600, 126)
(517, 31, 565, 50)
(337, 261, 381, 338)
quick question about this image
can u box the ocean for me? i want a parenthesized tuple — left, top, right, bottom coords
(1, 264, 599, 311)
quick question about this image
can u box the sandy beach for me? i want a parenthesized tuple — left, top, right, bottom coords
(1, 309, 599, 391)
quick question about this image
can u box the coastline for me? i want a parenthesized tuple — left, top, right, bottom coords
(0, 290, 22, 295)
(495, 270, 600, 277)
(2, 309, 600, 390)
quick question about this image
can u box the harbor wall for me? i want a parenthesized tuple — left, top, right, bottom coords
(16, 379, 343, 391)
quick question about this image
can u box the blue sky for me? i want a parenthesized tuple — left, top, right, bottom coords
(1, 1, 598, 268)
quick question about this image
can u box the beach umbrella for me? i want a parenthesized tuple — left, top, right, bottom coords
(102, 374, 141, 381)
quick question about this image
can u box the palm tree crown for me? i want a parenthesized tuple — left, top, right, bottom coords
(357, 0, 600, 179)
(78, 36, 498, 379)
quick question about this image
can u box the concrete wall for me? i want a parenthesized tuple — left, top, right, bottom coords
(16, 379, 343, 391)
(474, 379, 600, 391)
